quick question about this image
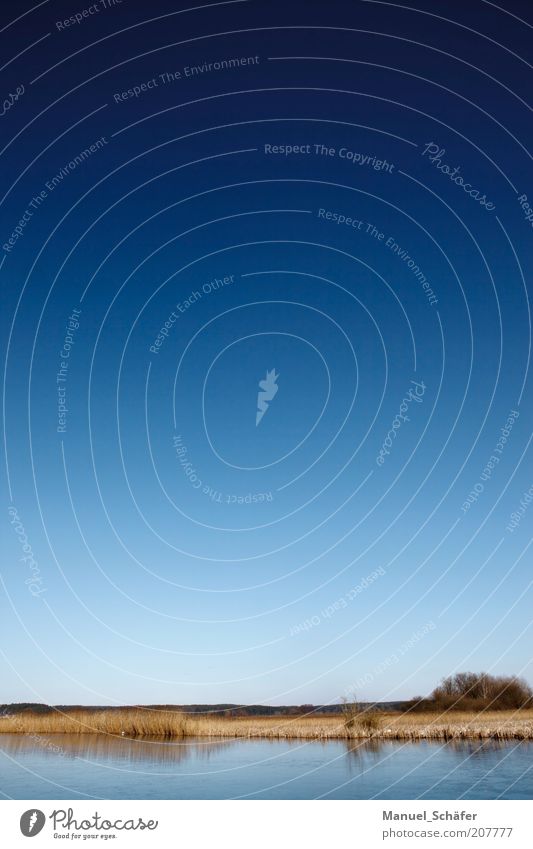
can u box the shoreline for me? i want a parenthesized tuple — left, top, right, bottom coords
(1, 709, 533, 741)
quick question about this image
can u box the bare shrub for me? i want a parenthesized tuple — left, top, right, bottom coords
(431, 673, 533, 711)
(341, 697, 382, 735)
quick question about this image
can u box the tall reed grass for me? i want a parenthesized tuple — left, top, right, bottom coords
(1, 708, 533, 739)
(0, 708, 190, 738)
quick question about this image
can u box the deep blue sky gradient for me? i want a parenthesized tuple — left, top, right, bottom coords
(2, 0, 532, 705)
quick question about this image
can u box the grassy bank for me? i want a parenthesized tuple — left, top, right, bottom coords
(1, 708, 533, 740)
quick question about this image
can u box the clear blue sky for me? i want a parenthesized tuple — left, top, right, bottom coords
(2, 0, 532, 706)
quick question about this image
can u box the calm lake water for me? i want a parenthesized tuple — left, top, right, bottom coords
(0, 734, 531, 799)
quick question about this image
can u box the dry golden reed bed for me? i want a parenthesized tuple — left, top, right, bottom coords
(2, 708, 533, 740)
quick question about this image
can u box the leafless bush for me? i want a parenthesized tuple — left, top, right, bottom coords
(430, 673, 533, 711)
(341, 697, 382, 735)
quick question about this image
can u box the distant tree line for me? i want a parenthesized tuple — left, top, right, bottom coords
(1, 701, 408, 717)
(410, 672, 533, 712)
(4, 674, 529, 718)
(1, 703, 336, 717)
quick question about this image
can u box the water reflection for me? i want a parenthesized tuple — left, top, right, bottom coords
(341, 735, 533, 783)
(445, 738, 528, 757)
(343, 736, 532, 758)
(0, 733, 236, 765)
(345, 737, 384, 756)
(3, 733, 529, 765)
(1, 734, 532, 799)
